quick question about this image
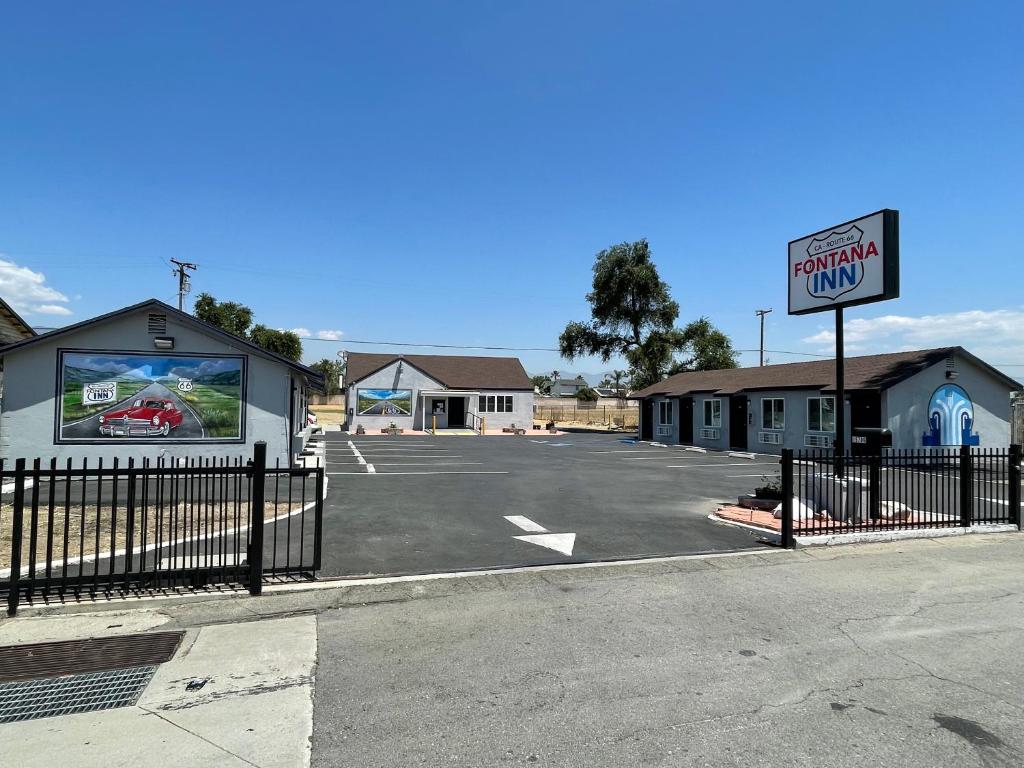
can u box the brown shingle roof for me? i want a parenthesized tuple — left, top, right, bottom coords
(633, 347, 1021, 398)
(346, 352, 533, 390)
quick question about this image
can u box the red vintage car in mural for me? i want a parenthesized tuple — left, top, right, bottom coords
(99, 398, 184, 437)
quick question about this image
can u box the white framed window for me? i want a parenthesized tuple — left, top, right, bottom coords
(761, 398, 785, 430)
(479, 395, 513, 413)
(703, 398, 722, 428)
(658, 400, 673, 425)
(807, 396, 835, 432)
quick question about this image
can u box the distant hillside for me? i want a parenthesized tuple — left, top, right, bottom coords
(194, 370, 242, 386)
(62, 366, 145, 385)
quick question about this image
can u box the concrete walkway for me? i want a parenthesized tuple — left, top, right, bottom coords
(1, 533, 1022, 767)
(2, 612, 316, 768)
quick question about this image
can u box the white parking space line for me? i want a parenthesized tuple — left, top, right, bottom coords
(327, 470, 510, 476)
(504, 515, 548, 533)
(366, 464, 376, 473)
(621, 457, 680, 461)
(372, 462, 483, 467)
(726, 474, 773, 478)
(588, 450, 669, 454)
(665, 462, 780, 469)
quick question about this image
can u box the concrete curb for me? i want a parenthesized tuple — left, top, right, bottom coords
(708, 512, 1020, 548)
(4, 548, 790, 619)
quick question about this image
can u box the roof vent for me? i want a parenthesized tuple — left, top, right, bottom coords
(147, 313, 167, 335)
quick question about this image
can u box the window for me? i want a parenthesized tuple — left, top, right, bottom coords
(761, 398, 785, 430)
(479, 395, 513, 413)
(658, 400, 673, 425)
(807, 396, 835, 432)
(703, 399, 722, 428)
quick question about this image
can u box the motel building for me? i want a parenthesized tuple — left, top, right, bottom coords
(344, 352, 534, 434)
(634, 347, 1021, 453)
(0, 299, 325, 465)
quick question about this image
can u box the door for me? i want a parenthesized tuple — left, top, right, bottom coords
(678, 398, 694, 445)
(728, 396, 748, 450)
(640, 400, 653, 440)
(448, 396, 466, 428)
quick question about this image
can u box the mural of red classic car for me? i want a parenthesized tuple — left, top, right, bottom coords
(58, 351, 244, 443)
(98, 397, 184, 437)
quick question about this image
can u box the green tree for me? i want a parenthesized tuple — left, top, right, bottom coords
(575, 386, 599, 402)
(559, 240, 737, 391)
(312, 358, 346, 395)
(666, 318, 738, 375)
(530, 374, 552, 394)
(249, 324, 303, 361)
(194, 293, 253, 338)
(194, 293, 304, 362)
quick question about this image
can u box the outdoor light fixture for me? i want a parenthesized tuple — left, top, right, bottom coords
(153, 336, 175, 350)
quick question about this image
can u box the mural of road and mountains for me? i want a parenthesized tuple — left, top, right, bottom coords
(59, 353, 244, 441)
(357, 389, 412, 416)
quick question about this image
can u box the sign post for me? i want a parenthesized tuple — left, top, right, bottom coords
(789, 209, 899, 476)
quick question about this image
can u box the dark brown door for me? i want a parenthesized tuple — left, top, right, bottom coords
(448, 396, 466, 428)
(678, 398, 694, 444)
(641, 400, 653, 440)
(729, 396, 748, 450)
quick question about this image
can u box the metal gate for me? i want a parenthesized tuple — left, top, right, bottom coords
(1, 442, 324, 615)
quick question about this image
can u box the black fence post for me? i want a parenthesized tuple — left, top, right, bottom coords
(781, 449, 794, 549)
(125, 457, 137, 577)
(959, 445, 973, 528)
(7, 458, 26, 617)
(248, 441, 267, 596)
(1009, 444, 1021, 530)
(313, 465, 324, 571)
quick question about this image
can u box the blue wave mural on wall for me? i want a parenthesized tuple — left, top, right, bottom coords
(921, 383, 980, 446)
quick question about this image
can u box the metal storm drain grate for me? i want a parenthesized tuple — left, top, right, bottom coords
(0, 665, 157, 723)
(0, 631, 184, 724)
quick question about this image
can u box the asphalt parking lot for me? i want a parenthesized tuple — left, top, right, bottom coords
(317, 431, 779, 577)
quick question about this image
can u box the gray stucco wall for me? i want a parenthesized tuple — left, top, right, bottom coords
(692, 395, 730, 451)
(884, 356, 1013, 449)
(346, 360, 534, 432)
(741, 389, 850, 455)
(647, 396, 680, 443)
(0, 309, 305, 464)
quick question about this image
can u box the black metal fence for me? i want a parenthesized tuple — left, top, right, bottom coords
(779, 445, 1022, 547)
(1, 442, 324, 615)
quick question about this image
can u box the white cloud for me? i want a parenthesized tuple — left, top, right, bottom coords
(0, 257, 71, 317)
(34, 303, 74, 316)
(315, 329, 343, 340)
(289, 327, 311, 337)
(801, 309, 1024, 375)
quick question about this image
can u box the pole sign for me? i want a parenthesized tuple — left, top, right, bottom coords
(788, 209, 899, 315)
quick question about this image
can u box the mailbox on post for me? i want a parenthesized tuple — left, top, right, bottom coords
(852, 428, 891, 520)
(852, 427, 892, 456)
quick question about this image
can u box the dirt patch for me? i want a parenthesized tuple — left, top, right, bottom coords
(1, 499, 307, 571)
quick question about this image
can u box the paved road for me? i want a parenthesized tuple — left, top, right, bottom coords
(319, 432, 770, 577)
(313, 533, 1024, 767)
(61, 381, 205, 440)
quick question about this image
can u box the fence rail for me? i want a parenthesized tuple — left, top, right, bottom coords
(779, 445, 1021, 547)
(1, 442, 324, 615)
(532, 405, 639, 428)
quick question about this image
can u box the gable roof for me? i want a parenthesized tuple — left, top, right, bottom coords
(346, 352, 532, 390)
(634, 347, 1021, 398)
(0, 297, 36, 343)
(0, 298, 325, 392)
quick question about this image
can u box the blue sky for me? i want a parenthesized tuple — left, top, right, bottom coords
(2, 2, 1022, 379)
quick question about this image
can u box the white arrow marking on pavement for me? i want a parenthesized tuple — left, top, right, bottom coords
(514, 533, 576, 556)
(504, 515, 548, 533)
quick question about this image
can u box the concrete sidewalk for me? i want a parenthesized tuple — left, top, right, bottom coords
(1, 533, 1022, 767)
(1, 612, 316, 768)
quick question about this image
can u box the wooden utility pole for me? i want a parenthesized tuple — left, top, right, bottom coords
(755, 308, 772, 366)
(170, 259, 198, 311)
